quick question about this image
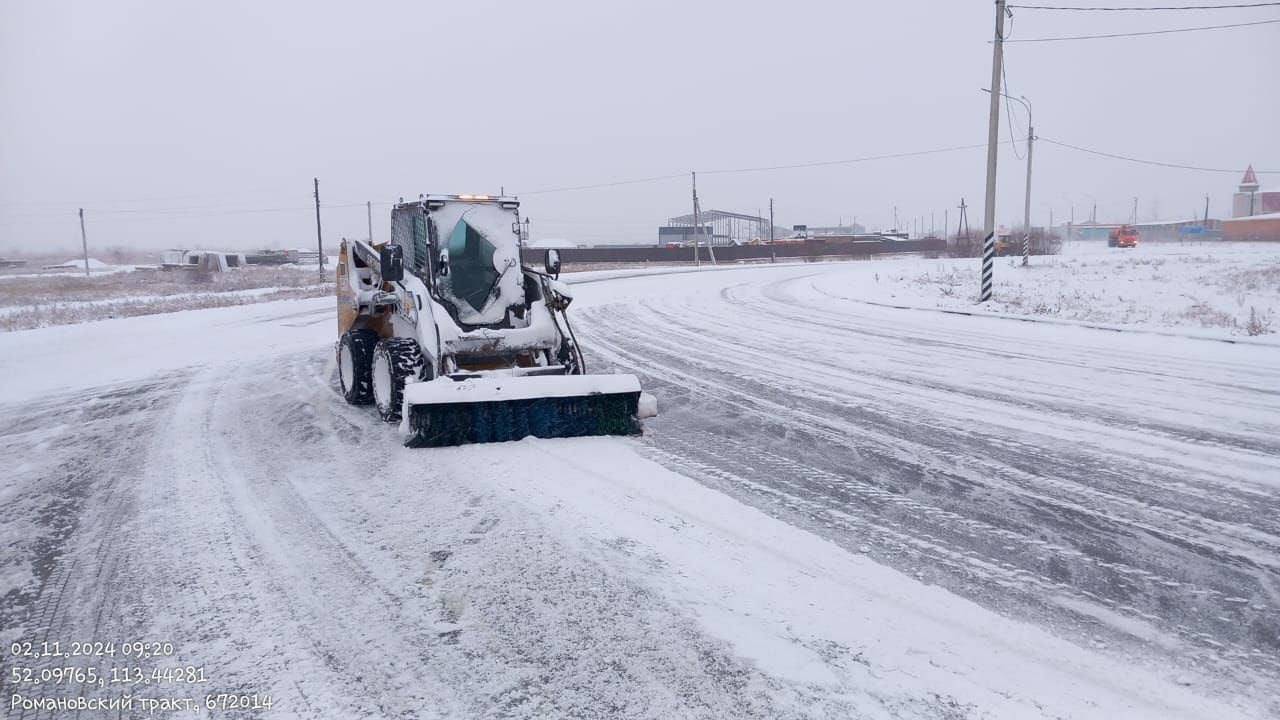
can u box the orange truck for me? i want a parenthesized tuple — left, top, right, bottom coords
(1108, 225, 1139, 248)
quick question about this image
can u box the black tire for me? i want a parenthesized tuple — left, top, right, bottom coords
(372, 338, 427, 422)
(338, 329, 379, 405)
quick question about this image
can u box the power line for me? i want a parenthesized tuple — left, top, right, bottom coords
(1001, 17, 1280, 40)
(699, 142, 990, 175)
(513, 143, 994, 195)
(1010, 2, 1280, 10)
(0, 201, 370, 222)
(1001, 63, 1027, 161)
(517, 172, 691, 194)
(1040, 136, 1278, 173)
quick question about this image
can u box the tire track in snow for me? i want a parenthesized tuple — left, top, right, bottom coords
(0, 377, 183, 719)
(623, 294, 1280, 559)
(573, 265, 1280, 705)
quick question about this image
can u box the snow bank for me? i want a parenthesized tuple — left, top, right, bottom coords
(826, 241, 1280, 341)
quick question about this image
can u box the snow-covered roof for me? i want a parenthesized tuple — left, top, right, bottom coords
(526, 238, 576, 249)
(1131, 218, 1208, 228)
(1222, 211, 1280, 222)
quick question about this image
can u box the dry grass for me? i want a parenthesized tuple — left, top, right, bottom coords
(1, 266, 332, 332)
(1214, 263, 1280, 293)
(0, 266, 328, 308)
(0, 246, 163, 267)
(1171, 302, 1237, 329)
(0, 285, 331, 332)
(1245, 307, 1274, 336)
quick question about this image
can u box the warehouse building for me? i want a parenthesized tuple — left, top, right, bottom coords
(1222, 211, 1280, 242)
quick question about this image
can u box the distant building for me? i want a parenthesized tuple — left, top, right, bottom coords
(657, 225, 715, 247)
(1069, 223, 1120, 240)
(1222, 211, 1280, 242)
(663, 210, 779, 245)
(806, 223, 867, 236)
(1232, 165, 1280, 218)
(1130, 218, 1223, 241)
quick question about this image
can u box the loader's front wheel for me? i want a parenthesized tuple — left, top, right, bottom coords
(372, 338, 426, 422)
(339, 329, 379, 405)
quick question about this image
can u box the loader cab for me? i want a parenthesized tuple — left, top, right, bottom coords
(391, 195, 532, 330)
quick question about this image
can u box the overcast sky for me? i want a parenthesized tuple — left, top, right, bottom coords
(2, 0, 1277, 253)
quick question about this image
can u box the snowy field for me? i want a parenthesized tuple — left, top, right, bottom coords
(857, 241, 1280, 340)
(1, 262, 1277, 718)
(0, 262, 331, 331)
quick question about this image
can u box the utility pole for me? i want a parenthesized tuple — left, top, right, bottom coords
(691, 172, 715, 265)
(1131, 196, 1138, 225)
(78, 208, 89, 277)
(367, 200, 373, 243)
(313, 178, 324, 277)
(1204, 194, 1210, 227)
(1021, 110, 1034, 267)
(980, 0, 1008, 302)
(691, 173, 699, 266)
(769, 198, 775, 243)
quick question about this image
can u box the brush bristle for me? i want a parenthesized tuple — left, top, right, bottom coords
(405, 392, 642, 448)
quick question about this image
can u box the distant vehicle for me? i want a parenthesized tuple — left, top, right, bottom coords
(1108, 225, 1139, 248)
(664, 241, 686, 249)
(994, 232, 1014, 256)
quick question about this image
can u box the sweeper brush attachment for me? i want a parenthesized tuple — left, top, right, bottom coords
(400, 374, 652, 448)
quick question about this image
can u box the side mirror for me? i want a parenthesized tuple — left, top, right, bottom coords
(544, 249, 561, 279)
(379, 244, 404, 282)
(438, 249, 450, 277)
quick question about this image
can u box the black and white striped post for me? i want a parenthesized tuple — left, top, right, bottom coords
(978, 0, 1007, 303)
(980, 232, 996, 303)
(1021, 231, 1030, 267)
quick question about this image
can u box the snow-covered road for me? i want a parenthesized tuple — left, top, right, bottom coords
(2, 262, 1276, 718)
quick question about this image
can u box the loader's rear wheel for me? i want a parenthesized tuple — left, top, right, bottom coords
(338, 329, 379, 405)
(372, 338, 426, 422)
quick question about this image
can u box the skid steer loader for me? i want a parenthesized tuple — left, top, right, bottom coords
(335, 194, 655, 447)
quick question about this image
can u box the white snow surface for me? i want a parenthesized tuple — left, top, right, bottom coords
(846, 241, 1280, 342)
(1, 260, 1276, 718)
(48, 257, 114, 270)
